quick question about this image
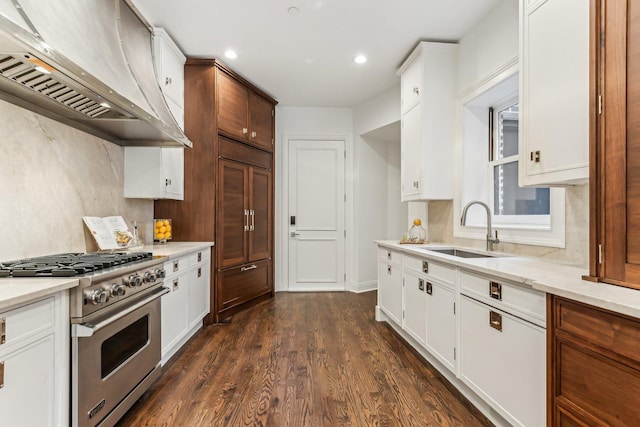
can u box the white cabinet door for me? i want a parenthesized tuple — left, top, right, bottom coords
(401, 58, 422, 114)
(460, 296, 545, 427)
(425, 281, 456, 372)
(153, 28, 186, 130)
(397, 42, 456, 201)
(187, 261, 210, 329)
(124, 147, 184, 200)
(401, 104, 421, 199)
(378, 260, 402, 325)
(402, 271, 427, 346)
(0, 335, 57, 427)
(161, 274, 188, 362)
(519, 0, 589, 186)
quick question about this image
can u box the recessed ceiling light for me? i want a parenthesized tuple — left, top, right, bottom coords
(354, 55, 367, 64)
(288, 6, 300, 15)
(224, 50, 238, 59)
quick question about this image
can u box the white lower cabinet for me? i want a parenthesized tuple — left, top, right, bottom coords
(377, 250, 402, 324)
(0, 293, 69, 427)
(459, 295, 545, 427)
(425, 280, 456, 372)
(161, 248, 211, 365)
(402, 271, 426, 346)
(376, 244, 546, 427)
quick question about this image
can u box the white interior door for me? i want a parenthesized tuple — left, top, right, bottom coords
(288, 139, 345, 291)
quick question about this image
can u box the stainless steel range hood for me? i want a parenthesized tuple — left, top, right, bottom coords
(0, 0, 191, 147)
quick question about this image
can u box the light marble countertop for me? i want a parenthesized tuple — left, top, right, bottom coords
(376, 240, 640, 319)
(0, 241, 214, 311)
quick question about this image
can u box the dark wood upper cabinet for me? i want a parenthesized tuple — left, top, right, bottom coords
(590, 0, 640, 289)
(217, 68, 274, 152)
(217, 70, 250, 142)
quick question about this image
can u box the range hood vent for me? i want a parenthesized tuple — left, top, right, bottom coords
(0, 0, 191, 147)
(0, 54, 126, 119)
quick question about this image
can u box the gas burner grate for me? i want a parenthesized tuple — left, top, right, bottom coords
(0, 252, 153, 278)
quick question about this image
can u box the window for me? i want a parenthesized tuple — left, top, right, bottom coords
(489, 99, 550, 228)
(456, 69, 565, 248)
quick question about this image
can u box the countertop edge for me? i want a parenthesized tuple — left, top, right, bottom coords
(144, 241, 214, 260)
(0, 278, 79, 311)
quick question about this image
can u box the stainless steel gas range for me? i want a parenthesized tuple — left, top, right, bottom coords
(0, 252, 168, 427)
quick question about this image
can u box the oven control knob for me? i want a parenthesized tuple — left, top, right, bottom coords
(154, 268, 166, 279)
(109, 283, 126, 297)
(126, 274, 142, 287)
(143, 271, 157, 283)
(88, 289, 110, 305)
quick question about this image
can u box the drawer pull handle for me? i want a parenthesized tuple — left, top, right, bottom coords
(173, 261, 179, 272)
(0, 361, 4, 388)
(0, 318, 5, 345)
(422, 261, 429, 274)
(387, 251, 392, 260)
(490, 311, 502, 332)
(241, 265, 258, 272)
(490, 281, 502, 300)
(387, 265, 392, 275)
(426, 282, 433, 295)
(197, 252, 202, 262)
(418, 279, 424, 291)
(173, 278, 179, 290)
(197, 268, 202, 278)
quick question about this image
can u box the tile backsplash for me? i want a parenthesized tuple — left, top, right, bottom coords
(0, 99, 152, 260)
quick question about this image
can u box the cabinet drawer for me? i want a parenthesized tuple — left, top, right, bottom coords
(217, 260, 272, 312)
(163, 256, 191, 277)
(193, 249, 211, 266)
(556, 338, 640, 426)
(555, 298, 640, 364)
(378, 247, 401, 264)
(460, 296, 545, 427)
(0, 297, 55, 351)
(459, 270, 545, 325)
(403, 255, 455, 285)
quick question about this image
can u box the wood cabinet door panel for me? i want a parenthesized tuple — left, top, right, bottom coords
(217, 70, 249, 141)
(218, 160, 248, 268)
(249, 92, 274, 151)
(556, 338, 640, 426)
(248, 167, 272, 262)
(217, 260, 272, 312)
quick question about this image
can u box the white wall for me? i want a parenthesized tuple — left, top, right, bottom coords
(0, 99, 152, 260)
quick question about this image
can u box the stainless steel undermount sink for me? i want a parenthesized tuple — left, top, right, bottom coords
(425, 248, 497, 258)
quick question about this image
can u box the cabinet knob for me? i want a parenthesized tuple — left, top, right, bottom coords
(426, 282, 433, 295)
(422, 261, 429, 273)
(489, 281, 502, 300)
(165, 77, 172, 85)
(387, 265, 392, 275)
(197, 268, 202, 278)
(413, 86, 419, 95)
(242, 128, 248, 135)
(165, 178, 172, 186)
(418, 279, 425, 291)
(173, 278, 179, 290)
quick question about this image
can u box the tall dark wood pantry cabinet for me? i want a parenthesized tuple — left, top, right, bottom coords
(155, 59, 276, 323)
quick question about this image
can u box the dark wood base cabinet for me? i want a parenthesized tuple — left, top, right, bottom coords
(217, 260, 272, 318)
(548, 295, 640, 426)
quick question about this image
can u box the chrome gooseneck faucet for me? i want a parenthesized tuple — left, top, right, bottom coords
(460, 200, 500, 251)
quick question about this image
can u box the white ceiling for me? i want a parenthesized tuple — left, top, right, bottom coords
(132, 0, 500, 107)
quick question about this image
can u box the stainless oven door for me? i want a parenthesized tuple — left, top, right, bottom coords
(71, 285, 168, 427)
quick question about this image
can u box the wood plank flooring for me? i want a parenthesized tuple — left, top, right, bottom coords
(117, 291, 493, 427)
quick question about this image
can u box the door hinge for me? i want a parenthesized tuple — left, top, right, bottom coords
(453, 302, 456, 315)
(598, 244, 603, 264)
(598, 94, 603, 115)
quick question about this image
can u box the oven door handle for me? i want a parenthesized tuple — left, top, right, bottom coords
(72, 286, 170, 338)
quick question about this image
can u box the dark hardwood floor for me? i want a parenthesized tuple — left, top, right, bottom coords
(117, 291, 493, 426)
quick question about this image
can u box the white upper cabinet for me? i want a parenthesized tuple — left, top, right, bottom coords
(153, 28, 186, 130)
(397, 42, 457, 201)
(124, 147, 184, 200)
(519, 0, 589, 186)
